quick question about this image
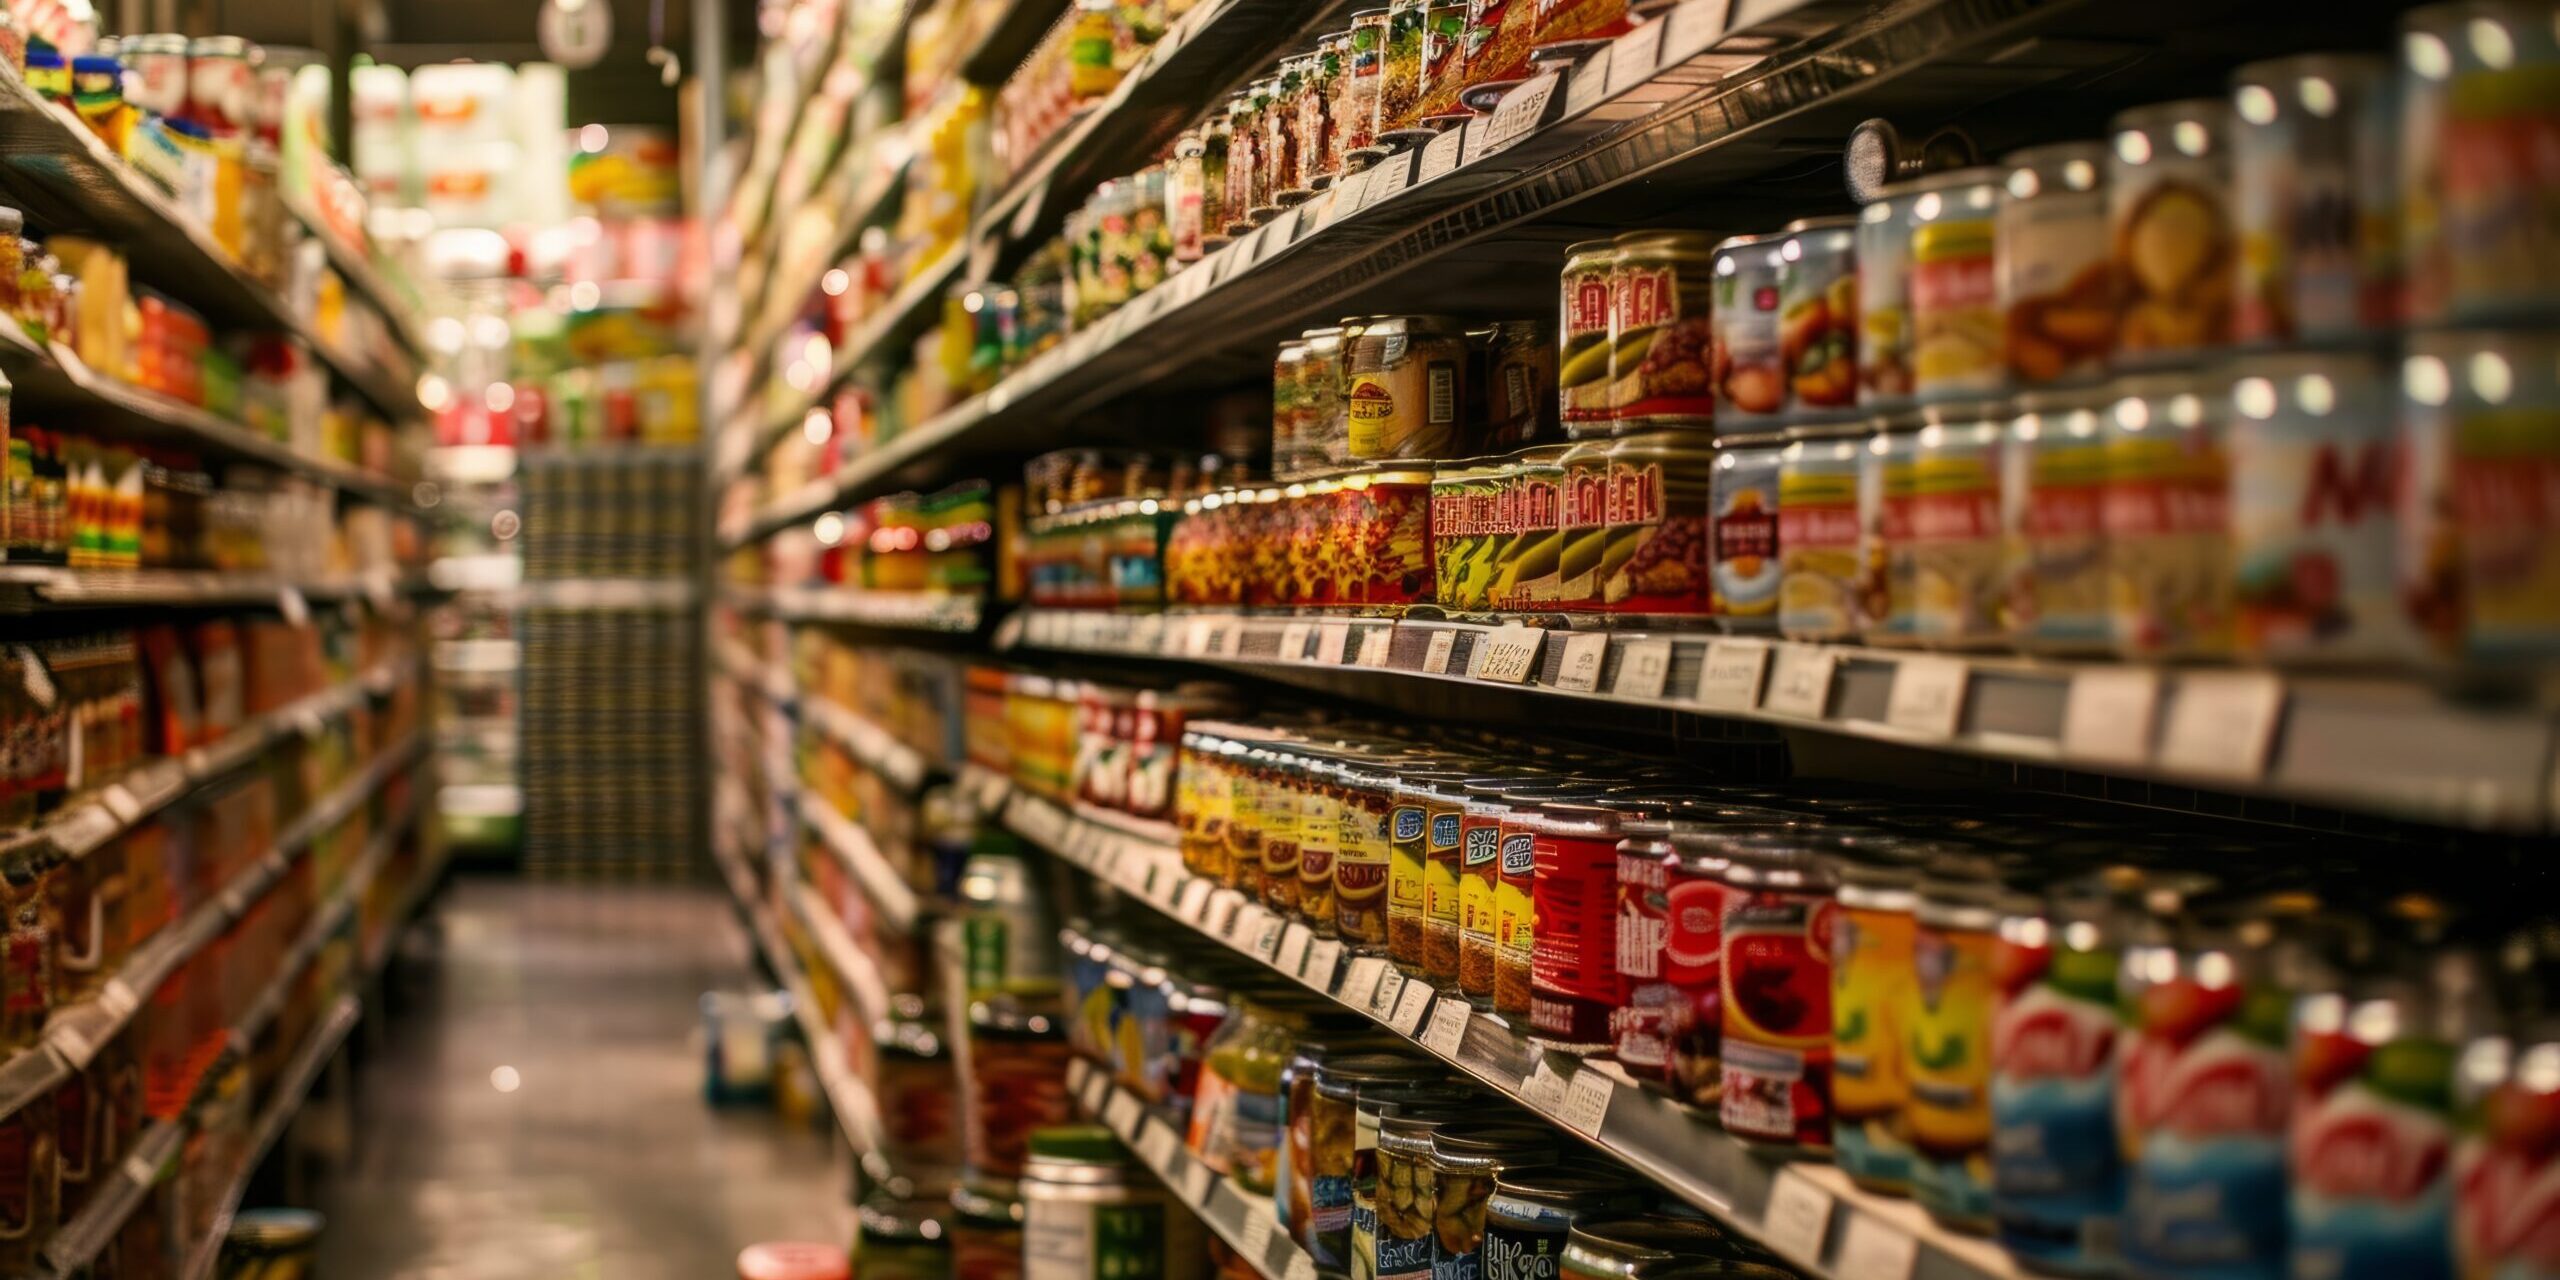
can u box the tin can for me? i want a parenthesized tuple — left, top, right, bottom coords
(1832, 852, 1920, 1195)
(1613, 816, 1684, 1093)
(1456, 778, 1540, 1006)
(2105, 372, 2235, 659)
(1553, 435, 1613, 610)
(1350, 315, 1469, 462)
(1712, 232, 1789, 425)
(1388, 773, 1442, 972)
(186, 35, 255, 133)
(1601, 429, 1715, 617)
(1710, 437, 1783, 629)
(1780, 215, 1861, 416)
(1559, 241, 1620, 430)
(1268, 750, 1316, 921)
(1910, 406, 2008, 648)
(1337, 757, 1398, 951)
(2229, 349, 2409, 664)
(1859, 415, 1923, 645)
(1021, 1125, 1204, 1280)
(1301, 756, 1348, 935)
(1719, 838, 1837, 1154)
(1429, 1127, 1568, 1280)
(2230, 54, 2400, 343)
(1224, 741, 1270, 899)
(1860, 183, 1921, 406)
(2399, 328, 2560, 665)
(1609, 232, 1718, 429)
(1908, 855, 2006, 1234)
(1483, 1168, 1649, 1280)
(1276, 340, 1315, 481)
(1524, 800, 1645, 1053)
(124, 34, 189, 118)
(1560, 1216, 1762, 1280)
(2110, 99, 2239, 366)
(1907, 169, 2008, 401)
(1433, 459, 1498, 613)
(1494, 789, 1559, 1020)
(2401, 1, 2560, 325)
(1999, 142, 2114, 386)
(1778, 428, 1867, 641)
(2452, 1011, 2560, 1280)
(1493, 446, 1568, 610)
(2003, 388, 2115, 653)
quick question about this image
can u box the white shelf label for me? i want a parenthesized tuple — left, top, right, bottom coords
(1604, 19, 1664, 96)
(1420, 998, 1470, 1057)
(1472, 73, 1559, 161)
(1884, 655, 1970, 739)
(2159, 672, 2286, 781)
(1761, 645, 1839, 719)
(1254, 916, 1289, 962)
(1344, 957, 1393, 1009)
(1180, 1158, 1216, 1205)
(1612, 638, 1674, 699)
(1837, 1214, 1919, 1280)
(1226, 902, 1267, 945)
(1239, 1209, 1276, 1263)
(1419, 127, 1466, 183)
(1284, 1254, 1318, 1280)
(1356, 626, 1395, 668)
(1422, 629, 1459, 675)
(1203, 621, 1235, 656)
(277, 585, 310, 627)
(1695, 639, 1773, 711)
(991, 612, 1026, 650)
(2062, 667, 2163, 767)
(1521, 1060, 1570, 1112)
(1370, 969, 1406, 1018)
(1280, 622, 1316, 663)
(1762, 1168, 1836, 1265)
(1304, 939, 1345, 989)
(1549, 633, 1608, 692)
(15, 645, 55, 708)
(1104, 1090, 1144, 1137)
(1560, 1069, 1615, 1136)
(1178, 878, 1216, 924)
(1275, 924, 1313, 976)
(1661, 0, 1733, 61)
(1135, 1118, 1182, 1172)
(1316, 622, 1352, 665)
(1473, 626, 1544, 684)
(1563, 47, 1614, 117)
(1316, 177, 1360, 230)
(1081, 1070, 1112, 1111)
(1362, 154, 1413, 208)
(1390, 978, 1435, 1035)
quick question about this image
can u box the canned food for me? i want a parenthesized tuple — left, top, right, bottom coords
(1999, 142, 2114, 386)
(187, 34, 256, 134)
(1712, 232, 1789, 423)
(1377, 1111, 1462, 1280)
(1911, 406, 2008, 648)
(1388, 773, 1443, 972)
(2105, 373, 2235, 659)
(1602, 429, 1715, 616)
(2229, 349, 2407, 664)
(962, 999, 1072, 1180)
(1306, 326, 1352, 473)
(1309, 1055, 1444, 1268)
(1858, 416, 1923, 644)
(1718, 837, 1836, 1154)
(1336, 756, 1398, 951)
(1483, 1168, 1649, 1280)
(1710, 437, 1783, 630)
(1495, 445, 1567, 610)
(1404, 773, 1470, 985)
(2110, 99, 2239, 365)
(1907, 169, 2007, 400)
(2401, 1, 2560, 325)
(1860, 183, 1921, 405)
(1780, 215, 1861, 415)
(1458, 777, 1525, 1005)
(1430, 1127, 1569, 1280)
(1778, 428, 1866, 641)
(1559, 241, 1620, 430)
(1276, 340, 1315, 480)
(124, 34, 188, 118)
(1525, 800, 1647, 1052)
(1609, 232, 1718, 429)
(1432, 460, 1497, 613)
(1377, 0, 1430, 142)
(1626, 821, 1789, 1114)
(1245, 743, 1292, 904)
(2399, 328, 2560, 664)
(2001, 388, 2114, 653)
(1554, 435, 1614, 609)
(1350, 315, 1469, 462)
(2230, 54, 2400, 343)
(1300, 755, 1345, 934)
(2453, 1013, 2559, 1280)
(1831, 853, 1921, 1195)
(1022, 1125, 1205, 1280)
(1907, 855, 2007, 1233)
(1344, 469, 1435, 607)
(1481, 319, 1556, 449)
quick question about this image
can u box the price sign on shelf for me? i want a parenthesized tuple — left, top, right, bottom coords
(1661, 0, 1733, 61)
(1761, 645, 1839, 719)
(1560, 1069, 1615, 1136)
(1104, 1090, 1144, 1137)
(1563, 46, 1614, 117)
(1694, 639, 1772, 711)
(1275, 924, 1313, 977)
(1177, 878, 1215, 924)
(1254, 916, 1288, 962)
(2063, 667, 2164, 767)
(1344, 957, 1393, 1010)
(1521, 1060, 1570, 1113)
(1421, 629, 1460, 675)
(1884, 654, 1971, 739)
(1284, 1254, 1318, 1280)
(1362, 153, 1413, 209)
(1612, 638, 1673, 699)
(1370, 969, 1407, 1019)
(1473, 626, 1545, 684)
(1418, 126, 1467, 184)
(277, 585, 311, 628)
(1356, 626, 1395, 668)
(1321, 171, 1369, 227)
(1837, 1214, 1919, 1280)
(2159, 672, 2287, 781)
(1390, 978, 1435, 1035)
(1180, 1158, 1216, 1205)
(1548, 632, 1609, 693)
(1471, 73, 1559, 161)
(1421, 998, 1471, 1057)
(1137, 1118, 1181, 1169)
(1304, 939, 1345, 988)
(1605, 18, 1665, 97)
(1761, 1168, 1836, 1266)
(1239, 1209, 1276, 1264)
(1080, 1070, 1111, 1112)
(1316, 622, 1352, 665)
(1279, 622, 1316, 664)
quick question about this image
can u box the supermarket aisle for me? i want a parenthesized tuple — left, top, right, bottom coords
(312, 877, 850, 1279)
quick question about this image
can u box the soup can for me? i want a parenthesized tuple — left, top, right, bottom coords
(2109, 99, 2239, 366)
(1524, 799, 1649, 1053)
(1609, 231, 1718, 430)
(1601, 429, 1716, 617)
(1484, 1168, 1649, 1280)
(1711, 232, 1790, 425)
(1559, 240, 1621, 431)
(1493, 445, 1568, 611)
(2398, 328, 2560, 665)
(1998, 142, 2114, 387)
(2230, 53, 2400, 343)
(2229, 348, 2409, 665)
(1906, 168, 2008, 401)
(1778, 426, 1868, 641)
(2002, 387, 2114, 654)
(1710, 436, 1783, 630)
(1780, 215, 1862, 418)
(1718, 837, 1837, 1154)
(1858, 414, 1924, 645)
(1350, 315, 1470, 462)
(1907, 855, 2007, 1234)
(2452, 1009, 2560, 1280)
(1859, 183, 1921, 407)
(1831, 852, 1921, 1195)
(2105, 372, 2235, 659)
(1910, 405, 2009, 648)
(2401, 0, 2560, 325)
(1399, 771, 1472, 983)
(1458, 777, 1521, 1005)
(1554, 435, 1614, 610)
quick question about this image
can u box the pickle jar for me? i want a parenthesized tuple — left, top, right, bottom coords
(1428, 1127, 1570, 1280)
(1279, 1032, 1398, 1255)
(1306, 1052, 1446, 1270)
(1483, 1167, 1651, 1280)
(1374, 1111, 1460, 1280)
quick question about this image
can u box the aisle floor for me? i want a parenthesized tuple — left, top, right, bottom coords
(314, 876, 850, 1279)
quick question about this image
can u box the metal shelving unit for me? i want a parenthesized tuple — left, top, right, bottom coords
(725, 584, 985, 632)
(1067, 1057, 1315, 1280)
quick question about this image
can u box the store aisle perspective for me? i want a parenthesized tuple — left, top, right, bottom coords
(312, 878, 849, 1280)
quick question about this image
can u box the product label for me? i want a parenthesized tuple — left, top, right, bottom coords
(1999, 186, 2113, 384)
(1721, 889, 1835, 1146)
(1908, 919, 1997, 1227)
(1529, 833, 1620, 1046)
(1482, 1200, 1572, 1280)
(1861, 204, 1916, 401)
(1027, 1200, 1173, 1280)
(2231, 399, 2402, 663)
(2290, 1003, 2456, 1280)
(1780, 462, 1864, 640)
(1991, 929, 2125, 1271)
(2106, 418, 2235, 658)
(1713, 452, 1782, 623)
(2121, 974, 2291, 1280)
(1833, 901, 1916, 1189)
(1912, 216, 2001, 395)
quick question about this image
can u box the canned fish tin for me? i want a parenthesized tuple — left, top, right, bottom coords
(1710, 437, 1783, 630)
(1609, 232, 1718, 429)
(2229, 349, 2410, 664)
(1907, 169, 2007, 400)
(1911, 407, 2008, 648)
(2399, 328, 2560, 664)
(1999, 142, 2114, 386)
(2105, 372, 2235, 659)
(1483, 1168, 1648, 1280)
(1859, 184, 1921, 406)
(1712, 233, 1789, 424)
(2110, 99, 2239, 366)
(2002, 388, 2114, 654)
(2230, 54, 2400, 343)
(1351, 315, 1470, 462)
(2402, 1, 2560, 325)
(1778, 428, 1867, 641)
(1859, 415, 1924, 645)
(1602, 429, 1715, 617)
(1560, 241, 1620, 430)
(1779, 215, 1861, 417)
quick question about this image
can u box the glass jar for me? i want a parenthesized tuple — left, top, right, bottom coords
(962, 998, 1072, 1180)
(878, 999, 964, 1191)
(950, 1179, 1026, 1280)
(1483, 1167, 1650, 1280)
(1428, 1127, 1567, 1280)
(1374, 1112, 1458, 1280)
(1374, 0, 1430, 145)
(1185, 998, 1304, 1193)
(1296, 1049, 1437, 1268)
(1347, 314, 1470, 464)
(1021, 1125, 1204, 1280)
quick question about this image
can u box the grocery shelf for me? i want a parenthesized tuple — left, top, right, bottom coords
(0, 565, 426, 611)
(0, 655, 416, 875)
(724, 584, 985, 633)
(790, 876, 897, 1025)
(718, 638, 799, 708)
(176, 996, 366, 1280)
(998, 609, 2560, 833)
(0, 326, 415, 506)
(801, 693, 934, 793)
(1066, 1057, 1314, 1280)
(803, 796, 929, 933)
(955, 0, 1072, 85)
(731, 240, 969, 470)
(508, 577, 702, 612)
(0, 71, 420, 419)
(983, 767, 2025, 1280)
(728, 142, 916, 423)
(285, 194, 429, 362)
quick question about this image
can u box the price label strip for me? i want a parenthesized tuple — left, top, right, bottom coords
(1422, 629, 1460, 675)
(1356, 626, 1396, 668)
(2158, 672, 2286, 781)
(1547, 632, 1608, 693)
(1418, 126, 1467, 183)
(1389, 978, 1435, 1035)
(1420, 998, 1471, 1057)
(1473, 626, 1545, 684)
(1760, 645, 1839, 719)
(2062, 667, 2163, 766)
(1611, 638, 1673, 699)
(1559, 1069, 1615, 1136)
(1883, 654, 1970, 739)
(1694, 639, 1772, 711)
(1760, 1169, 1836, 1268)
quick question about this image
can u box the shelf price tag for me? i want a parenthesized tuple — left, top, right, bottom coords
(1256, 917, 1291, 963)
(1611, 638, 1673, 699)
(1316, 622, 1352, 665)
(277, 585, 311, 628)
(1836, 1215, 1919, 1280)
(1177, 878, 1215, 924)
(1420, 999, 1470, 1057)
(2158, 672, 2286, 781)
(1421, 629, 1460, 675)
(1275, 924, 1314, 976)
(1389, 979, 1435, 1035)
(1362, 153, 1414, 208)
(1661, 0, 1733, 62)
(1548, 633, 1608, 692)
(1225, 902, 1267, 946)
(15, 645, 56, 708)
(1317, 175, 1362, 230)
(1560, 1069, 1615, 1136)
(1419, 126, 1467, 184)
(1104, 1090, 1144, 1137)
(1694, 640, 1773, 711)
(1521, 1060, 1570, 1112)
(1303, 939, 1345, 989)
(1180, 1159, 1216, 1205)
(1884, 655, 1970, 739)
(1370, 969, 1406, 1019)
(1284, 1254, 1318, 1280)
(1080, 1070, 1112, 1112)
(1760, 645, 1838, 719)
(1279, 622, 1316, 663)
(1563, 47, 1615, 116)
(1604, 19, 1664, 96)
(1471, 73, 1559, 161)
(2062, 668, 2162, 767)
(1239, 1210, 1276, 1264)
(1761, 1169, 1836, 1267)
(1356, 626, 1396, 668)
(1473, 626, 1544, 684)
(1137, 1118, 1182, 1169)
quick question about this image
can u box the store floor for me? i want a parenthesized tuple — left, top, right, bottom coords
(313, 875, 851, 1279)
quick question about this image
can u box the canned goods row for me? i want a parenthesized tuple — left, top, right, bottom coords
(1273, 316, 1556, 478)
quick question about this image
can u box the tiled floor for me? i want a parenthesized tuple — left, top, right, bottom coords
(311, 876, 851, 1279)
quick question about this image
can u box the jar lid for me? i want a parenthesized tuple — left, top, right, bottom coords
(189, 33, 252, 55)
(1429, 1123, 1562, 1160)
(1491, 1165, 1648, 1210)
(1027, 1123, 1134, 1164)
(737, 1241, 852, 1280)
